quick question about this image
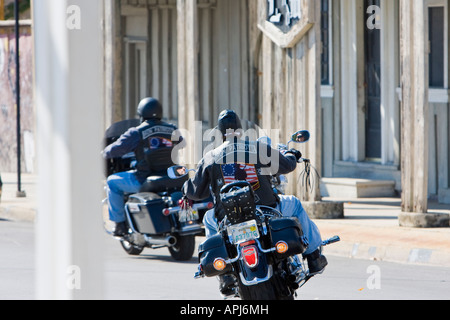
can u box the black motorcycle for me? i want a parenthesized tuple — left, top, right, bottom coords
(168, 130, 340, 299)
(103, 119, 212, 261)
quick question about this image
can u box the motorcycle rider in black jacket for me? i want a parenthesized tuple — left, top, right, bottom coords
(182, 110, 327, 293)
(103, 97, 179, 236)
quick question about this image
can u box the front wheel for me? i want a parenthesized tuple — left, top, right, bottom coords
(168, 235, 195, 261)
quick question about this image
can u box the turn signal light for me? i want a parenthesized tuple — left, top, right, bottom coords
(213, 258, 227, 271)
(275, 241, 288, 254)
(162, 208, 170, 216)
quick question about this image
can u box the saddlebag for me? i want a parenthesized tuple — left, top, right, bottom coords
(220, 181, 256, 224)
(198, 234, 232, 277)
(268, 217, 307, 259)
(126, 193, 171, 234)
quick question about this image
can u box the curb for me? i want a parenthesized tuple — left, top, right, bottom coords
(316, 220, 450, 268)
(0, 206, 36, 222)
(322, 239, 450, 268)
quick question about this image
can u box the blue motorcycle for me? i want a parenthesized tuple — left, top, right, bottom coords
(103, 119, 212, 261)
(169, 130, 340, 300)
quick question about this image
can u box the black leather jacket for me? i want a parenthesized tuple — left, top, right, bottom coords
(103, 119, 179, 183)
(182, 137, 297, 220)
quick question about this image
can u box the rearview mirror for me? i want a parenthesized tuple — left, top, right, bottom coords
(291, 130, 310, 143)
(167, 165, 189, 179)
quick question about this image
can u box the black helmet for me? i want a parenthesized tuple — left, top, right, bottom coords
(137, 97, 162, 121)
(217, 109, 242, 137)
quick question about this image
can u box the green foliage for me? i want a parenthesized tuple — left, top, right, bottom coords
(4, 0, 31, 20)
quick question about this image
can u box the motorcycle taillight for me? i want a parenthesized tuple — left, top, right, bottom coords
(242, 245, 259, 268)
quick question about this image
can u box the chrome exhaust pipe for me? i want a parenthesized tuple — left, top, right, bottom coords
(144, 235, 177, 247)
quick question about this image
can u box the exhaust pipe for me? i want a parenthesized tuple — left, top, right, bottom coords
(144, 235, 177, 247)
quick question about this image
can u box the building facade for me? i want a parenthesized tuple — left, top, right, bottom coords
(103, 0, 450, 214)
(0, 19, 34, 173)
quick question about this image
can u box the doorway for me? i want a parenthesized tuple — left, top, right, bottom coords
(364, 0, 382, 161)
(125, 41, 147, 119)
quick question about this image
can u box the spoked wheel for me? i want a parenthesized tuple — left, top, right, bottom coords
(168, 234, 195, 261)
(120, 239, 144, 256)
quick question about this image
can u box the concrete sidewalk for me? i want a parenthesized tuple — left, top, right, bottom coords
(1, 172, 450, 267)
(315, 197, 450, 268)
(0, 172, 37, 222)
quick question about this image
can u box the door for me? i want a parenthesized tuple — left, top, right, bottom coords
(364, 0, 382, 160)
(125, 41, 147, 119)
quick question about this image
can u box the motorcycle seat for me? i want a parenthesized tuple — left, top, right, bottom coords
(140, 175, 188, 193)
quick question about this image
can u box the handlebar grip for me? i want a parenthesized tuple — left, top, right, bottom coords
(322, 235, 340, 246)
(298, 158, 310, 164)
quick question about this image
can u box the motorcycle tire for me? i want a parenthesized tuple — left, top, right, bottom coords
(237, 277, 294, 301)
(120, 239, 144, 256)
(168, 235, 195, 261)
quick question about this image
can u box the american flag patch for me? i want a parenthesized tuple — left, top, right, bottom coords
(149, 137, 173, 149)
(221, 163, 260, 190)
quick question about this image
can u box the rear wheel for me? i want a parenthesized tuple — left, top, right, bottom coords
(168, 235, 195, 261)
(237, 277, 294, 300)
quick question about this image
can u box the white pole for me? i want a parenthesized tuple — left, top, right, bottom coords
(33, 0, 104, 299)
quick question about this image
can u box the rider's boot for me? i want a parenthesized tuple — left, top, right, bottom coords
(304, 248, 328, 276)
(218, 275, 236, 297)
(113, 221, 128, 237)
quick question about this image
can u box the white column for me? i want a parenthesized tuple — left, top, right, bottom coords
(380, 0, 400, 166)
(177, 0, 200, 166)
(399, 0, 429, 214)
(33, 0, 104, 299)
(340, 0, 365, 162)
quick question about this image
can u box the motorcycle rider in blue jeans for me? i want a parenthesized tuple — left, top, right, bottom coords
(102, 98, 179, 236)
(182, 110, 327, 294)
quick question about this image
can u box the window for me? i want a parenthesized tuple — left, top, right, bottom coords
(427, 0, 448, 90)
(429, 6, 445, 88)
(321, 0, 332, 85)
(125, 40, 147, 119)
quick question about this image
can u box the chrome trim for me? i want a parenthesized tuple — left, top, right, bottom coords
(238, 265, 273, 286)
(179, 223, 203, 234)
(143, 235, 177, 247)
(255, 205, 283, 218)
(254, 238, 276, 254)
(124, 205, 139, 234)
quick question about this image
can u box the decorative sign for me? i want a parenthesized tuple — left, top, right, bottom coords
(267, 0, 302, 33)
(258, 0, 314, 48)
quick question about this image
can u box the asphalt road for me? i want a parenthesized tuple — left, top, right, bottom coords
(1, 220, 450, 300)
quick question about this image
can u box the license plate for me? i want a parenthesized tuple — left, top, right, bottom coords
(227, 220, 260, 244)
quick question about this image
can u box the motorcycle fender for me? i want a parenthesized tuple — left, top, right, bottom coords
(198, 234, 232, 277)
(238, 247, 272, 286)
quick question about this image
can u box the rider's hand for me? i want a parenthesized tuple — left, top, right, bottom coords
(285, 149, 302, 161)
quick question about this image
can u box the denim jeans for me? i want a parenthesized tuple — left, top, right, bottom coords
(202, 195, 323, 255)
(106, 171, 142, 223)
